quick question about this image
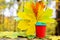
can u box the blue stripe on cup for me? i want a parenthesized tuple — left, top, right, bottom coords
(36, 22, 46, 26)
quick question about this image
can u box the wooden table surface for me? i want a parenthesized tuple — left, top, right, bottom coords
(0, 36, 60, 40)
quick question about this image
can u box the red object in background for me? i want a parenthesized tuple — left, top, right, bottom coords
(36, 25, 46, 38)
(31, 3, 38, 17)
(31, 1, 45, 17)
